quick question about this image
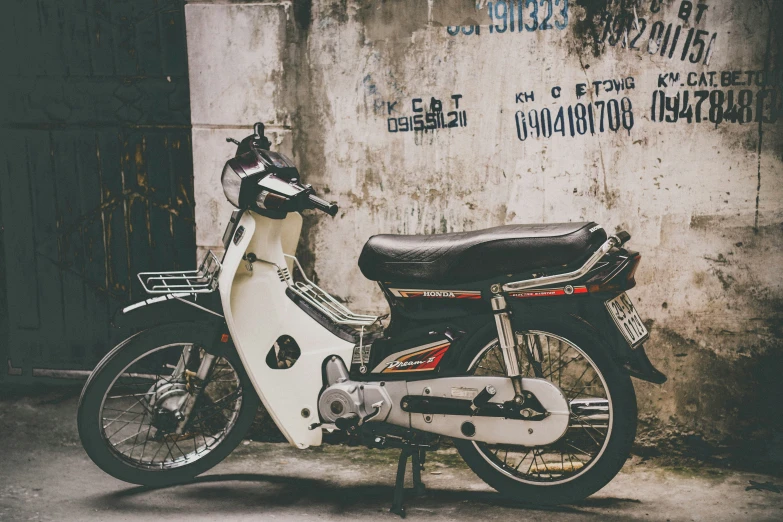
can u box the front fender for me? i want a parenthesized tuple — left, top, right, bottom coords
(113, 292, 224, 330)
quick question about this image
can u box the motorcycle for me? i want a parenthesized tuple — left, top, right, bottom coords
(78, 122, 666, 516)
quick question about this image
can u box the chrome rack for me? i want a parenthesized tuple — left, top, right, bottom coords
(501, 235, 621, 292)
(283, 254, 379, 327)
(138, 250, 221, 294)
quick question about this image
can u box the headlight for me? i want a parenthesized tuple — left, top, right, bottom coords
(221, 149, 301, 208)
(221, 161, 242, 207)
(221, 150, 268, 208)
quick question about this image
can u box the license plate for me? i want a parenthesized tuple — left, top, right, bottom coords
(605, 293, 649, 347)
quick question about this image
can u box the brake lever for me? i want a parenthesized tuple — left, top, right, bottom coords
(225, 137, 240, 146)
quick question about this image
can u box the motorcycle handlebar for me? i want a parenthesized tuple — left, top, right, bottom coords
(307, 194, 338, 217)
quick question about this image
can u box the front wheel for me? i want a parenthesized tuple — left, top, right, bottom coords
(77, 322, 260, 486)
(454, 315, 637, 505)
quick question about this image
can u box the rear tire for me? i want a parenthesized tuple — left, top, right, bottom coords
(77, 323, 260, 486)
(454, 315, 637, 505)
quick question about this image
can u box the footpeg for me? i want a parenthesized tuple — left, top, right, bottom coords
(333, 400, 384, 433)
(470, 385, 497, 414)
(334, 413, 360, 432)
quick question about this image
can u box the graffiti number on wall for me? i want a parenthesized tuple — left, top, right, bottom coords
(597, 1, 717, 65)
(387, 95, 468, 133)
(651, 89, 781, 124)
(515, 98, 634, 141)
(650, 69, 783, 125)
(447, 0, 569, 36)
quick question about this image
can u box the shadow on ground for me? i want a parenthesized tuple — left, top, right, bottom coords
(89, 472, 642, 517)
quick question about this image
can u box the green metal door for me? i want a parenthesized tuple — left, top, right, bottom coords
(0, 0, 195, 381)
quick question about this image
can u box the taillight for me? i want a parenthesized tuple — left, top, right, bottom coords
(625, 253, 641, 283)
(587, 253, 641, 293)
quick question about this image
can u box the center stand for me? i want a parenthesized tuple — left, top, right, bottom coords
(391, 447, 427, 518)
(359, 427, 437, 518)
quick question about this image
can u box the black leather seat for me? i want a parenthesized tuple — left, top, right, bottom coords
(358, 222, 606, 284)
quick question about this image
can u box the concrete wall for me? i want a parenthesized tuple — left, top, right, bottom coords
(186, 0, 783, 464)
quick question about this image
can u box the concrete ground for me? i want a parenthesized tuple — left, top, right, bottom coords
(0, 387, 781, 522)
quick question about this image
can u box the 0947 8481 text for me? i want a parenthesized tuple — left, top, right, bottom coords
(651, 89, 781, 124)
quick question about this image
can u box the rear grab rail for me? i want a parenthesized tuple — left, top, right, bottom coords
(501, 234, 625, 293)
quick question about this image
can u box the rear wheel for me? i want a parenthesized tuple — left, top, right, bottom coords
(454, 316, 637, 504)
(77, 323, 260, 486)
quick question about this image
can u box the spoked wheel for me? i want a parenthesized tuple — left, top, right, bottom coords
(78, 323, 260, 486)
(100, 344, 242, 470)
(454, 316, 637, 504)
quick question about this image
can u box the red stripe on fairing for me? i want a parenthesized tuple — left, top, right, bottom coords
(455, 293, 483, 299)
(509, 286, 588, 298)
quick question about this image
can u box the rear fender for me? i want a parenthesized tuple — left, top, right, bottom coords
(571, 300, 667, 384)
(113, 292, 225, 330)
(509, 299, 667, 384)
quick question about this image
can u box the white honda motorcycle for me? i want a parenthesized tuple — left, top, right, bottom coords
(78, 123, 666, 515)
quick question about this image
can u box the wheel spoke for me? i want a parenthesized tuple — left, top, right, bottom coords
(104, 410, 147, 439)
(477, 364, 504, 376)
(490, 347, 505, 373)
(570, 413, 606, 445)
(138, 423, 154, 463)
(149, 439, 166, 464)
(563, 375, 601, 400)
(514, 449, 532, 470)
(565, 441, 592, 456)
(106, 392, 154, 400)
(542, 354, 582, 380)
(111, 423, 150, 448)
(103, 406, 146, 428)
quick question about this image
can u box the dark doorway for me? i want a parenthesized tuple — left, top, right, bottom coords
(0, 0, 195, 380)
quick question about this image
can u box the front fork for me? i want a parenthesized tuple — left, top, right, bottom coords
(490, 294, 543, 405)
(170, 346, 217, 435)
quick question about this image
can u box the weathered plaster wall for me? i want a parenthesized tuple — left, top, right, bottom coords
(186, 0, 783, 466)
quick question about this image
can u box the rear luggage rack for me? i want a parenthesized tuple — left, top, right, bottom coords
(138, 250, 221, 294)
(284, 255, 379, 327)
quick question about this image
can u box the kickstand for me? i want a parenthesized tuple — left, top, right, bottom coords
(390, 448, 427, 518)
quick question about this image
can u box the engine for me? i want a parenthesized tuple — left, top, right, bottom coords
(317, 356, 393, 424)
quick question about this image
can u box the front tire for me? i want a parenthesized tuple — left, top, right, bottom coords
(77, 322, 260, 486)
(454, 315, 637, 505)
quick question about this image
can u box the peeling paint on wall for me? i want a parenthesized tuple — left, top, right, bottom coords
(186, 0, 783, 467)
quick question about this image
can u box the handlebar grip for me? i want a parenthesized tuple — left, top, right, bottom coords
(308, 194, 338, 217)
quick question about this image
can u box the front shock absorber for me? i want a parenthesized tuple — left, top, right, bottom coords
(176, 352, 217, 434)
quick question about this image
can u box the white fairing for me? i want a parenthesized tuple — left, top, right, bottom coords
(219, 211, 355, 448)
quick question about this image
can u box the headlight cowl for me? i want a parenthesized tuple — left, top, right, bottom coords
(221, 149, 299, 209)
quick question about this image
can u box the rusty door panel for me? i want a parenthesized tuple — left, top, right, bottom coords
(0, 0, 195, 380)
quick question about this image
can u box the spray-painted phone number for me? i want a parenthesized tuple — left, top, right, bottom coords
(448, 0, 569, 36)
(386, 95, 468, 133)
